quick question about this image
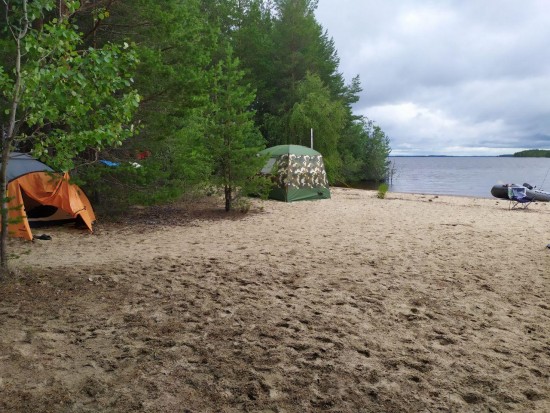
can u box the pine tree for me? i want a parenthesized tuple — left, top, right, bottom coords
(204, 47, 268, 211)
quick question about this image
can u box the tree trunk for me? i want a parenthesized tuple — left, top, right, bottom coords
(0, 147, 11, 276)
(225, 185, 232, 212)
(1, 0, 29, 276)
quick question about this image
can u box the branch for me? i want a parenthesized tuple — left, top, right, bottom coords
(139, 89, 172, 105)
(82, 0, 116, 40)
(3, 0, 17, 40)
(6, 0, 30, 142)
(18, 0, 30, 40)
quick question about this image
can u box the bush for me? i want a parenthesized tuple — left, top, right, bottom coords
(377, 183, 389, 199)
(234, 197, 251, 213)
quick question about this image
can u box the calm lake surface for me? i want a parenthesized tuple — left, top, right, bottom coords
(388, 157, 550, 198)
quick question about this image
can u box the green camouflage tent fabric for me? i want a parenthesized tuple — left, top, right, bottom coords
(259, 145, 331, 202)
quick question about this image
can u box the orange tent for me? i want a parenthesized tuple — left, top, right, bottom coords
(3, 153, 96, 240)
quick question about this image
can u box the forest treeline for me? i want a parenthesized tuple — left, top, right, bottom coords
(513, 149, 550, 158)
(1, 0, 391, 214)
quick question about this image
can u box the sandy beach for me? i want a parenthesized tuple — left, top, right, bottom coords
(1, 187, 549, 412)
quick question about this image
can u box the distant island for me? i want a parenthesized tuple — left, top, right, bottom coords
(500, 149, 550, 158)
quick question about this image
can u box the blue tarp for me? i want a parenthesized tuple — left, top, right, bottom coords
(100, 160, 120, 167)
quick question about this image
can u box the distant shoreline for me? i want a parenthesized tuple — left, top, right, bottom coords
(390, 149, 550, 157)
(390, 155, 498, 158)
(389, 155, 548, 158)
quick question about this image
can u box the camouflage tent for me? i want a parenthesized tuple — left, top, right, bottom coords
(259, 145, 331, 202)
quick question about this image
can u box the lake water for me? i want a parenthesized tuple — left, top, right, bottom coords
(388, 157, 550, 198)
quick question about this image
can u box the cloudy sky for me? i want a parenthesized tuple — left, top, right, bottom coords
(315, 0, 550, 156)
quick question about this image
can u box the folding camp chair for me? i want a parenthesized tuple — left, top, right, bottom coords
(508, 186, 532, 210)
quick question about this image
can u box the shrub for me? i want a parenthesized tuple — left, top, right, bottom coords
(377, 183, 389, 199)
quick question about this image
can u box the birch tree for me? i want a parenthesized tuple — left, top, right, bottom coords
(0, 0, 139, 274)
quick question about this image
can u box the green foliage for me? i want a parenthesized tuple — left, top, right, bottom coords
(223, 0, 391, 185)
(75, 117, 214, 214)
(231, 0, 276, 124)
(270, 0, 343, 103)
(0, 0, 139, 270)
(377, 183, 389, 199)
(67, 0, 393, 203)
(289, 73, 346, 181)
(70, 0, 216, 206)
(1, 196, 23, 225)
(204, 46, 269, 211)
(513, 149, 550, 158)
(361, 124, 392, 182)
(0, 1, 139, 171)
(234, 197, 252, 213)
(337, 119, 392, 183)
(1, 0, 394, 227)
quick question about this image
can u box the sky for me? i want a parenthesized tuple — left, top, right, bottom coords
(314, 0, 550, 156)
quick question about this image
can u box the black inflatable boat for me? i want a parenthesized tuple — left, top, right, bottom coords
(491, 183, 550, 202)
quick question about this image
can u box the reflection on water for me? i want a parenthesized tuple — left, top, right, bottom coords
(387, 157, 550, 198)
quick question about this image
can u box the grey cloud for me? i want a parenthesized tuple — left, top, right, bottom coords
(316, 0, 550, 154)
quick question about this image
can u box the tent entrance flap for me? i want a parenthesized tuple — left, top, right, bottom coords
(21, 188, 75, 222)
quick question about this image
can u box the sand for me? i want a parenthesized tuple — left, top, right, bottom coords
(1, 187, 549, 412)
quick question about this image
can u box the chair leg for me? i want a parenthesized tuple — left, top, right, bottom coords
(509, 200, 531, 210)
